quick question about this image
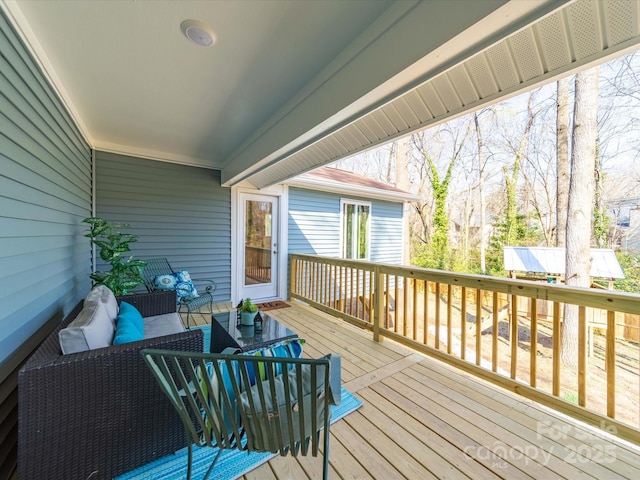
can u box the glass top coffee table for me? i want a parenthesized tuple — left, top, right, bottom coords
(210, 311, 298, 353)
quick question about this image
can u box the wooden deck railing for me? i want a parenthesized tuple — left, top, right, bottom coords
(245, 245, 271, 283)
(289, 253, 640, 444)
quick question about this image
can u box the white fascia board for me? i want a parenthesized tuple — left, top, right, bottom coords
(285, 177, 421, 204)
(222, 0, 567, 186)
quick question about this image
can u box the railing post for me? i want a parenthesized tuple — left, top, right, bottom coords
(373, 266, 383, 342)
(289, 255, 297, 301)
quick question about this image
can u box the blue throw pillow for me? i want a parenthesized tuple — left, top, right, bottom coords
(154, 271, 199, 303)
(113, 301, 144, 344)
(246, 338, 305, 383)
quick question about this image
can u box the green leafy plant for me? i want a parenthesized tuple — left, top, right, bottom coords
(83, 217, 147, 296)
(238, 298, 258, 313)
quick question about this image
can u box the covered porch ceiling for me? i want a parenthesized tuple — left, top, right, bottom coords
(3, 0, 639, 189)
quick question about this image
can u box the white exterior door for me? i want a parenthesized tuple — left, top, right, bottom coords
(238, 193, 279, 301)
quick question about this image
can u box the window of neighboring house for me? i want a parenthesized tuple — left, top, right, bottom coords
(341, 200, 371, 259)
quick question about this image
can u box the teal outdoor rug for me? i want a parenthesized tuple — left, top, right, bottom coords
(118, 325, 363, 480)
(192, 323, 215, 353)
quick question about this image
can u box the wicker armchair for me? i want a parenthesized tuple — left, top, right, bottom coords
(18, 290, 204, 480)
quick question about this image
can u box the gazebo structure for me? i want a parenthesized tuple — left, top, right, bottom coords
(503, 246, 625, 289)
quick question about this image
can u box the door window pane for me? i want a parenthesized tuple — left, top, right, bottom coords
(245, 200, 272, 285)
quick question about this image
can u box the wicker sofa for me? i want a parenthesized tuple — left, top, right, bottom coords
(18, 290, 204, 480)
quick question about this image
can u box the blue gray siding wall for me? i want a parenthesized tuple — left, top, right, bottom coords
(370, 200, 404, 265)
(95, 151, 231, 301)
(1, 10, 92, 476)
(288, 187, 404, 264)
(288, 188, 341, 256)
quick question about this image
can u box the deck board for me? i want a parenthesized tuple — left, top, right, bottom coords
(186, 302, 640, 480)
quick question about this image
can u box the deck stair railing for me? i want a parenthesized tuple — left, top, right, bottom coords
(289, 253, 640, 445)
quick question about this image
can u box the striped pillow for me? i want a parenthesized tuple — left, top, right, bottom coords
(195, 339, 306, 442)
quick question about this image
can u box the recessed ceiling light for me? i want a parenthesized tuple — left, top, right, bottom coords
(181, 20, 216, 47)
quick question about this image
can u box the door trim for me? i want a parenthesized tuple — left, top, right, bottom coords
(231, 185, 288, 304)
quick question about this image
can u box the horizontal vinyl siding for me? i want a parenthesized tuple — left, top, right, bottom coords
(288, 187, 404, 264)
(95, 152, 231, 301)
(370, 199, 404, 264)
(288, 188, 341, 256)
(0, 10, 92, 477)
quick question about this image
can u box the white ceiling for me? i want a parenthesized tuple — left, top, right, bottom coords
(4, 0, 636, 188)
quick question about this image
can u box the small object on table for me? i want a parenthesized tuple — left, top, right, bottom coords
(254, 311, 263, 332)
(210, 310, 297, 353)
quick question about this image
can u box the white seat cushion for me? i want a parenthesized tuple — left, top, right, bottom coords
(143, 312, 185, 339)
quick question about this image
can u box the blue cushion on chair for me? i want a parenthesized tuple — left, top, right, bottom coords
(113, 301, 144, 344)
(246, 338, 305, 384)
(154, 271, 199, 303)
(195, 338, 306, 432)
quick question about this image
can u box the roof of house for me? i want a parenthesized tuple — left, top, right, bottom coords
(286, 166, 421, 203)
(503, 247, 624, 279)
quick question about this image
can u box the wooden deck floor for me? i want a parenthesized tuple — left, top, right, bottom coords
(189, 302, 640, 480)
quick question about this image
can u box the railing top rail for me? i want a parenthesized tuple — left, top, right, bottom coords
(289, 253, 640, 314)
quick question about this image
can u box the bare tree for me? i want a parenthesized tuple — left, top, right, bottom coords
(562, 67, 599, 368)
(394, 137, 412, 264)
(412, 120, 472, 269)
(556, 77, 570, 247)
(474, 110, 490, 272)
(499, 91, 540, 246)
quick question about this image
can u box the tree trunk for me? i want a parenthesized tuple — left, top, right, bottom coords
(556, 77, 570, 247)
(562, 67, 599, 368)
(395, 138, 412, 264)
(474, 112, 487, 273)
(593, 140, 609, 248)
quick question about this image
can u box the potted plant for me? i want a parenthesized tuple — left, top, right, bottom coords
(238, 298, 259, 326)
(83, 217, 147, 296)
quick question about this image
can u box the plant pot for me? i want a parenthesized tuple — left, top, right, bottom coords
(240, 311, 256, 326)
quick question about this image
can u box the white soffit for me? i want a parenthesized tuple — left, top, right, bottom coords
(247, 0, 640, 189)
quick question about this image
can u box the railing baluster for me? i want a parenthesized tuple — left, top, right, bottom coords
(492, 292, 498, 372)
(423, 280, 429, 345)
(403, 277, 409, 337)
(435, 283, 441, 350)
(338, 265, 344, 312)
(447, 285, 453, 355)
(385, 275, 391, 332)
(325, 262, 329, 307)
(374, 266, 383, 342)
(530, 299, 538, 388)
(461, 286, 467, 360)
(578, 305, 587, 407)
(355, 268, 361, 319)
(511, 294, 518, 379)
(332, 264, 337, 310)
(395, 275, 400, 334)
(476, 289, 482, 366)
(553, 301, 561, 397)
(349, 266, 355, 315)
(319, 261, 324, 306)
(607, 310, 616, 418)
(413, 277, 418, 341)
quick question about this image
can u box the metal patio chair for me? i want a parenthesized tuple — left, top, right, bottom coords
(142, 257, 216, 328)
(142, 349, 341, 480)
